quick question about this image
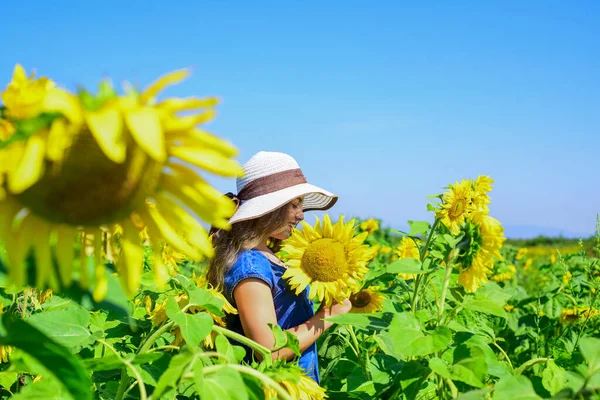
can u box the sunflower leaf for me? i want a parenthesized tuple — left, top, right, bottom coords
(386, 258, 425, 275)
(165, 297, 213, 348)
(408, 221, 431, 237)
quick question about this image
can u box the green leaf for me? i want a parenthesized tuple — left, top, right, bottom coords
(579, 337, 600, 373)
(542, 360, 566, 395)
(83, 352, 163, 372)
(216, 333, 236, 363)
(493, 376, 542, 400)
(324, 312, 391, 330)
(388, 313, 452, 357)
(408, 221, 430, 237)
(199, 366, 249, 400)
(455, 388, 493, 400)
(0, 313, 92, 400)
(398, 360, 431, 400)
(0, 371, 18, 389)
(186, 286, 225, 317)
(268, 323, 288, 351)
(451, 344, 487, 388)
(11, 376, 71, 400)
(153, 350, 193, 398)
(165, 296, 214, 348)
(386, 258, 425, 274)
(26, 305, 91, 351)
(462, 287, 508, 319)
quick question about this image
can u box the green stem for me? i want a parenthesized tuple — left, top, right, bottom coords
(437, 264, 453, 323)
(491, 341, 513, 370)
(348, 326, 371, 380)
(99, 339, 147, 400)
(212, 325, 272, 366)
(411, 219, 440, 313)
(514, 358, 551, 375)
(183, 364, 294, 400)
(137, 321, 175, 354)
(147, 345, 180, 353)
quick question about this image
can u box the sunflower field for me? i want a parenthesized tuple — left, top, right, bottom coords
(0, 66, 599, 400)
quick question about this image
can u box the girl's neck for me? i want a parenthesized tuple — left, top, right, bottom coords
(254, 242, 272, 253)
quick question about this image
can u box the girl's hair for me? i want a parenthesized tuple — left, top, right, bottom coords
(206, 203, 291, 291)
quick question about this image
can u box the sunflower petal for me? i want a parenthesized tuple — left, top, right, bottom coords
(8, 135, 46, 194)
(140, 69, 190, 103)
(125, 107, 166, 162)
(43, 88, 82, 123)
(86, 107, 126, 163)
(92, 231, 108, 302)
(157, 97, 218, 112)
(169, 146, 243, 177)
(119, 218, 144, 296)
(167, 129, 239, 158)
(161, 109, 216, 133)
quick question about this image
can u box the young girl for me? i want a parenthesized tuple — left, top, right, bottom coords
(207, 151, 352, 384)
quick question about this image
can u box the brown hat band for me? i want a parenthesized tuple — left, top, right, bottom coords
(237, 168, 307, 201)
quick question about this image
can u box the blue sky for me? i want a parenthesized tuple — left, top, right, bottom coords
(2, 1, 598, 238)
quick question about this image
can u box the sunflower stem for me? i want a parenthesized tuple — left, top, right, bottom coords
(212, 325, 273, 367)
(99, 339, 147, 400)
(348, 326, 371, 380)
(437, 264, 453, 323)
(411, 219, 440, 313)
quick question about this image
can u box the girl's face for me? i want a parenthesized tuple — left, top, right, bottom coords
(269, 197, 304, 240)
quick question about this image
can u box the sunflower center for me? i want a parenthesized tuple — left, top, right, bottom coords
(16, 130, 163, 226)
(350, 291, 372, 308)
(301, 238, 348, 282)
(449, 198, 467, 219)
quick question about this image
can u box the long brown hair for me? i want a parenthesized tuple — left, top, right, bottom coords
(206, 204, 290, 291)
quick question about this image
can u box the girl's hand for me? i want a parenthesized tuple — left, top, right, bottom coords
(321, 298, 352, 319)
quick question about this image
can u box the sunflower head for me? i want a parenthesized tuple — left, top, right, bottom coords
(435, 179, 473, 235)
(349, 286, 385, 314)
(456, 216, 505, 293)
(0, 66, 243, 298)
(359, 218, 379, 234)
(263, 361, 328, 400)
(280, 215, 375, 306)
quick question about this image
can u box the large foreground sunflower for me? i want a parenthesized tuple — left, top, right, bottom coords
(0, 64, 242, 299)
(279, 215, 375, 307)
(349, 286, 385, 314)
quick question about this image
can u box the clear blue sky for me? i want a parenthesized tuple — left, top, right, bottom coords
(2, 1, 598, 238)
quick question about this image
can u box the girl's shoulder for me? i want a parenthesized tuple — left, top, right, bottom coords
(223, 250, 275, 303)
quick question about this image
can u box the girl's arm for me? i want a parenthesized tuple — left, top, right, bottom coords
(233, 278, 351, 361)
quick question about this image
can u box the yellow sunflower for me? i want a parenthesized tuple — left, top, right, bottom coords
(394, 237, 420, 280)
(436, 179, 473, 235)
(560, 307, 600, 324)
(471, 175, 493, 214)
(359, 218, 379, 234)
(0, 64, 242, 299)
(264, 363, 328, 400)
(456, 213, 505, 293)
(279, 215, 375, 307)
(349, 286, 385, 313)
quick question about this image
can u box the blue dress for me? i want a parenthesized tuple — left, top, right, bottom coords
(223, 249, 320, 383)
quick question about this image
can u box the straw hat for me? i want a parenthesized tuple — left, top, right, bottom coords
(227, 151, 338, 224)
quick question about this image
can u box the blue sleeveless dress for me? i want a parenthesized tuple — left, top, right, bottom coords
(223, 249, 320, 383)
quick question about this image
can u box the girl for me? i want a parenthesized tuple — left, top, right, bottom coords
(207, 151, 352, 383)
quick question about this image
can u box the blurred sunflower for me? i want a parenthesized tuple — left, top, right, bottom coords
(560, 307, 599, 324)
(263, 362, 328, 400)
(359, 218, 379, 234)
(471, 175, 493, 214)
(436, 179, 473, 235)
(0, 64, 242, 299)
(456, 213, 505, 293)
(349, 286, 385, 313)
(394, 236, 420, 280)
(279, 215, 375, 307)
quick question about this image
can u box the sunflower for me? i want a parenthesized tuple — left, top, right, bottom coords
(471, 175, 493, 214)
(436, 179, 473, 235)
(263, 362, 328, 400)
(560, 307, 600, 324)
(279, 215, 375, 307)
(359, 218, 379, 235)
(394, 237, 420, 280)
(349, 286, 385, 313)
(0, 303, 11, 363)
(0, 64, 242, 299)
(456, 213, 505, 293)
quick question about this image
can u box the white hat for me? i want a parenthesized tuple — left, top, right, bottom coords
(227, 151, 338, 224)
